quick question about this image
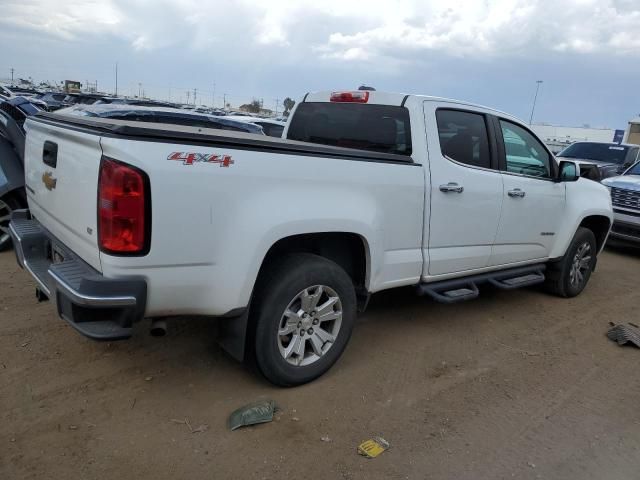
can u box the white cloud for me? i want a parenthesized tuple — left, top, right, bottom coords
(1, 0, 639, 61)
(0, 0, 122, 40)
(315, 0, 640, 61)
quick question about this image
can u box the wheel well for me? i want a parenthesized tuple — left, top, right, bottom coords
(258, 233, 369, 292)
(579, 215, 611, 251)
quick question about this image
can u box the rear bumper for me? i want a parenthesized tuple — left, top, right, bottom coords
(9, 210, 146, 340)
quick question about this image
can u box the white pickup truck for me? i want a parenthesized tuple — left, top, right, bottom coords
(10, 90, 613, 386)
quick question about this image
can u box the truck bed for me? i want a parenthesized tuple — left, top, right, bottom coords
(33, 112, 414, 165)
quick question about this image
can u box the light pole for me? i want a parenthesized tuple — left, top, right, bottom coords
(529, 80, 543, 125)
(115, 62, 118, 96)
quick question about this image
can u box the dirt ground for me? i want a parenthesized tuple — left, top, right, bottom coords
(2, 246, 640, 480)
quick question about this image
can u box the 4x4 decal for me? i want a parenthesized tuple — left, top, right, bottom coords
(168, 152, 234, 167)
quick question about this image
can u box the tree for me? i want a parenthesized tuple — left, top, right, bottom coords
(283, 97, 295, 117)
(247, 99, 262, 113)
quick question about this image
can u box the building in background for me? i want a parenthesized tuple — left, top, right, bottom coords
(64, 80, 81, 94)
(623, 117, 640, 146)
(531, 123, 617, 153)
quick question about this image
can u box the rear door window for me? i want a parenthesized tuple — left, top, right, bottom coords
(436, 109, 491, 169)
(287, 102, 412, 156)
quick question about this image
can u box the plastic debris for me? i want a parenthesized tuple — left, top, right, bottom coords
(357, 437, 390, 458)
(607, 322, 640, 347)
(228, 400, 276, 431)
(321, 435, 331, 442)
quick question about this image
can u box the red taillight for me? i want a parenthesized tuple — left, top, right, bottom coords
(98, 157, 149, 254)
(330, 91, 369, 103)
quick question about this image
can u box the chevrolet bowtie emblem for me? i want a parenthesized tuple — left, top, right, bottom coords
(42, 171, 57, 191)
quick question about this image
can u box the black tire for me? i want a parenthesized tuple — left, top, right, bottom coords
(0, 194, 22, 252)
(251, 253, 357, 387)
(545, 227, 597, 298)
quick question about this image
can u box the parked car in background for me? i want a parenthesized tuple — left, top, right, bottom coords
(225, 115, 286, 137)
(58, 104, 265, 134)
(0, 96, 40, 250)
(34, 92, 68, 111)
(94, 97, 179, 108)
(557, 142, 640, 180)
(0, 86, 49, 110)
(602, 161, 640, 246)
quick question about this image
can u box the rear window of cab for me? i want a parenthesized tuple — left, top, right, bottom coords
(287, 102, 412, 156)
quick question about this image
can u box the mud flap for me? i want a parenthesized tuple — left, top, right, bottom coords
(217, 308, 250, 362)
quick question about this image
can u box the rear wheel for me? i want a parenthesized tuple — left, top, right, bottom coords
(545, 227, 597, 298)
(252, 254, 357, 386)
(0, 194, 22, 252)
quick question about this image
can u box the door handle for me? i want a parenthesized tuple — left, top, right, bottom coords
(439, 182, 464, 193)
(508, 188, 526, 198)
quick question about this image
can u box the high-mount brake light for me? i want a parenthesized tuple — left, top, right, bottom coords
(98, 157, 150, 255)
(330, 91, 369, 103)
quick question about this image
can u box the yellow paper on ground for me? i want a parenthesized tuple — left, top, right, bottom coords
(357, 437, 389, 458)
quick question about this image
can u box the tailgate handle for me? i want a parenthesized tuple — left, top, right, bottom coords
(43, 141, 58, 168)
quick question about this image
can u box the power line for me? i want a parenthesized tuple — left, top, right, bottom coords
(529, 80, 543, 125)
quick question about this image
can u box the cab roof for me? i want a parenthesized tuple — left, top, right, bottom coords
(302, 90, 518, 122)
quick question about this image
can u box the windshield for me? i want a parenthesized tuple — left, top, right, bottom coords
(626, 162, 640, 175)
(287, 102, 412, 155)
(558, 142, 628, 164)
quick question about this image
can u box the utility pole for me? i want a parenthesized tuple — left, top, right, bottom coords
(115, 62, 118, 96)
(223, 93, 227, 110)
(274, 98, 279, 116)
(10, 68, 14, 84)
(138, 82, 142, 98)
(529, 80, 543, 125)
(193, 88, 197, 105)
(186, 91, 190, 104)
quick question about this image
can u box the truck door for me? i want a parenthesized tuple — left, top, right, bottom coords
(488, 118, 565, 265)
(423, 102, 504, 277)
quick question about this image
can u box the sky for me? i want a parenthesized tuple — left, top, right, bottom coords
(1, 0, 639, 128)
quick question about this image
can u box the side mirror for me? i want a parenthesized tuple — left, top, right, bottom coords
(558, 160, 579, 182)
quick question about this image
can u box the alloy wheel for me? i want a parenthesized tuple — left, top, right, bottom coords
(569, 241, 592, 287)
(277, 285, 343, 367)
(0, 198, 13, 250)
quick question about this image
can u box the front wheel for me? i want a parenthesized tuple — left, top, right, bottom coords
(545, 227, 597, 298)
(252, 253, 357, 386)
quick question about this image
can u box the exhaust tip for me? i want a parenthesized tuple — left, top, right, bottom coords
(150, 319, 167, 337)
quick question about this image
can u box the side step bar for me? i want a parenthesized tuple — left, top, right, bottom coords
(417, 264, 546, 304)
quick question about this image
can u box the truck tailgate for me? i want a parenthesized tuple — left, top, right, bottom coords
(24, 119, 102, 272)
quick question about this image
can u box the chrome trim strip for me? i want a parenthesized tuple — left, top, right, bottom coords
(47, 269, 137, 307)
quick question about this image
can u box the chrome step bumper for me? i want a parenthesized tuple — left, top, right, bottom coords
(9, 210, 146, 340)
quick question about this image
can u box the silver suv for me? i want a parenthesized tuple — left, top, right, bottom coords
(603, 161, 640, 245)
